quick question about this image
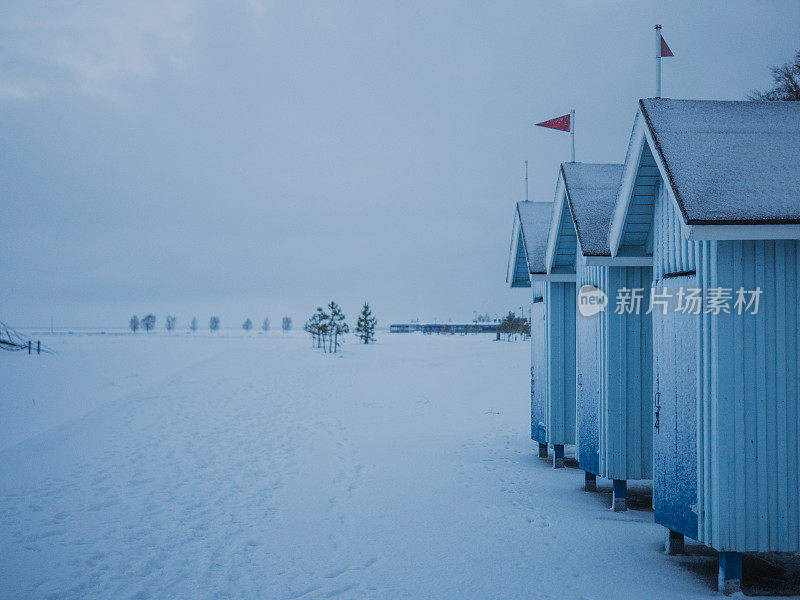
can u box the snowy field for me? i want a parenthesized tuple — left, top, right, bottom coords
(2, 332, 798, 599)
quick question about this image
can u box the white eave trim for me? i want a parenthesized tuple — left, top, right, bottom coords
(609, 112, 646, 257)
(544, 173, 567, 273)
(585, 255, 654, 267)
(531, 272, 577, 282)
(687, 224, 800, 241)
(611, 107, 694, 256)
(506, 211, 522, 287)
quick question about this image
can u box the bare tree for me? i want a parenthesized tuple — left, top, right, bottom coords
(209, 316, 220, 332)
(165, 315, 176, 331)
(129, 315, 139, 333)
(749, 50, 800, 101)
(282, 316, 292, 333)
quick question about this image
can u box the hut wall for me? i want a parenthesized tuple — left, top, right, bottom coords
(546, 281, 577, 445)
(653, 182, 698, 279)
(531, 282, 548, 445)
(602, 265, 653, 481)
(576, 253, 603, 474)
(700, 239, 800, 552)
(651, 180, 701, 538)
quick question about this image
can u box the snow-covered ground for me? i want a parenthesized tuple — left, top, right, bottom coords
(1, 332, 798, 599)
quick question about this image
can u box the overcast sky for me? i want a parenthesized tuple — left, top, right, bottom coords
(1, 1, 797, 329)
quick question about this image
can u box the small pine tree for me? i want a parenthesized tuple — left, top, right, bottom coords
(165, 315, 176, 331)
(142, 314, 156, 333)
(261, 317, 270, 332)
(355, 302, 377, 344)
(209, 316, 220, 332)
(189, 317, 198, 332)
(303, 314, 316, 346)
(130, 315, 140, 333)
(243, 318, 253, 331)
(498, 311, 527, 341)
(325, 301, 349, 353)
(304, 308, 327, 348)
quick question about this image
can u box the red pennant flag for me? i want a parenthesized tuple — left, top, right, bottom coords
(535, 114, 571, 132)
(660, 36, 674, 57)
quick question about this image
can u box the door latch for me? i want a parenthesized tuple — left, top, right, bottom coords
(654, 391, 661, 431)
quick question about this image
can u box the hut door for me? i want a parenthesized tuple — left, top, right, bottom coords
(531, 301, 548, 445)
(576, 313, 600, 474)
(653, 276, 699, 539)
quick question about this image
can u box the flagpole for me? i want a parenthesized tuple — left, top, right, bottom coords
(524, 160, 529, 201)
(655, 24, 662, 98)
(570, 109, 575, 162)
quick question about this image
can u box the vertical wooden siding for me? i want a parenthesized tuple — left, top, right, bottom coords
(702, 240, 800, 552)
(603, 266, 654, 480)
(650, 179, 701, 536)
(653, 182, 697, 279)
(546, 281, 577, 445)
(576, 253, 603, 474)
(531, 284, 548, 445)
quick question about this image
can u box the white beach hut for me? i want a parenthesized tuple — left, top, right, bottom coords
(546, 162, 654, 509)
(507, 200, 554, 458)
(610, 98, 800, 594)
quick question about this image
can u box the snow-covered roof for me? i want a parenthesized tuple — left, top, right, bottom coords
(517, 201, 554, 273)
(640, 98, 800, 224)
(506, 201, 553, 287)
(561, 162, 623, 256)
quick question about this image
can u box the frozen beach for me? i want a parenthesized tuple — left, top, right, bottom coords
(1, 332, 795, 599)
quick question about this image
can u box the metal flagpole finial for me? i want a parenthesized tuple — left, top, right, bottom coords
(655, 25, 662, 98)
(570, 109, 575, 162)
(524, 160, 529, 201)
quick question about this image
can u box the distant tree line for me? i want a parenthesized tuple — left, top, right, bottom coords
(127, 314, 290, 334)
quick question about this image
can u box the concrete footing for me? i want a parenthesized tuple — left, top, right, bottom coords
(664, 528, 684, 555)
(584, 471, 596, 492)
(553, 444, 565, 469)
(612, 479, 627, 511)
(538, 443, 548, 459)
(718, 551, 742, 595)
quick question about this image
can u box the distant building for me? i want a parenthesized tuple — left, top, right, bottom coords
(389, 323, 498, 334)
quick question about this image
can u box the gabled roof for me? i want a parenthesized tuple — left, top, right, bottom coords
(518, 201, 554, 273)
(506, 201, 553, 287)
(545, 163, 623, 273)
(561, 162, 623, 256)
(639, 98, 800, 225)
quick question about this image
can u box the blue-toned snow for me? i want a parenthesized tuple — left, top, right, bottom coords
(0, 331, 780, 598)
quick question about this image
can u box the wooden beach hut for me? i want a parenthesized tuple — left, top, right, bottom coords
(533, 172, 589, 469)
(507, 200, 554, 459)
(546, 162, 654, 510)
(610, 98, 800, 593)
